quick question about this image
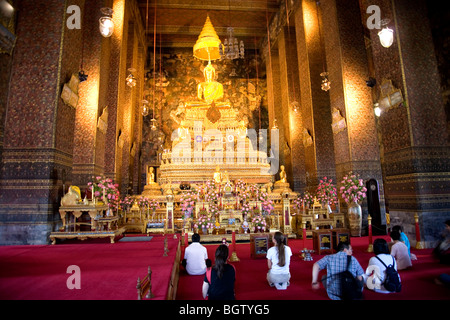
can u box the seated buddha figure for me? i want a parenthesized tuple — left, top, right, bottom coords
(197, 61, 223, 104)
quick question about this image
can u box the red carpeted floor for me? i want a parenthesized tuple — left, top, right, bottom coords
(1, 234, 449, 300)
(0, 234, 180, 300)
(176, 235, 450, 300)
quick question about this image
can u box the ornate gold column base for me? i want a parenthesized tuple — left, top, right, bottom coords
(415, 241, 424, 249)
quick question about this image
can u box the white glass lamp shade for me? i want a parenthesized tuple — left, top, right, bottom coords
(378, 27, 394, 48)
(99, 17, 114, 37)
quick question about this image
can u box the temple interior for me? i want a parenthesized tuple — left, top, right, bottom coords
(0, 0, 449, 247)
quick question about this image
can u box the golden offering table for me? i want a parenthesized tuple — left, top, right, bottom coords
(50, 204, 125, 244)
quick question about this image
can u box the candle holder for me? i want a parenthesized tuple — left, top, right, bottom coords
(300, 248, 314, 261)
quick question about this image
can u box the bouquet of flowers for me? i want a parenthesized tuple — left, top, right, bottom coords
(339, 172, 367, 204)
(241, 202, 251, 216)
(148, 199, 160, 211)
(195, 214, 215, 230)
(235, 179, 246, 192)
(252, 215, 267, 231)
(138, 196, 150, 208)
(208, 204, 219, 216)
(293, 195, 303, 210)
(261, 198, 274, 214)
(302, 191, 315, 208)
(88, 176, 120, 209)
(180, 191, 196, 219)
(316, 177, 338, 206)
(120, 195, 134, 211)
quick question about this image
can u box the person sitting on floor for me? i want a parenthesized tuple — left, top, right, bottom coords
(364, 238, 401, 293)
(392, 225, 417, 260)
(182, 233, 211, 275)
(311, 241, 365, 300)
(266, 232, 292, 290)
(433, 220, 450, 265)
(202, 244, 236, 300)
(390, 229, 412, 270)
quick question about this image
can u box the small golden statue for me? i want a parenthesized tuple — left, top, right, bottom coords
(147, 167, 157, 185)
(213, 165, 223, 184)
(273, 165, 291, 193)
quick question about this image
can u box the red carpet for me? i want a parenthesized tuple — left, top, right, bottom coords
(1, 234, 449, 300)
(0, 234, 180, 300)
(176, 235, 450, 300)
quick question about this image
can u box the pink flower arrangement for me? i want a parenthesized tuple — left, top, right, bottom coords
(316, 177, 338, 205)
(302, 191, 315, 207)
(88, 176, 120, 209)
(195, 214, 215, 230)
(294, 196, 303, 210)
(180, 191, 196, 212)
(339, 172, 367, 204)
(148, 199, 160, 211)
(252, 215, 267, 230)
(241, 202, 251, 215)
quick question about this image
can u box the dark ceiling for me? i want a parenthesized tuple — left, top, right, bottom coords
(137, 0, 281, 50)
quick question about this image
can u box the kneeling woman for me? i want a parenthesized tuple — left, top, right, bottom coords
(267, 232, 292, 290)
(202, 244, 236, 300)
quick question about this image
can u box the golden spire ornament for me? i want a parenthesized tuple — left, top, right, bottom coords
(193, 15, 222, 61)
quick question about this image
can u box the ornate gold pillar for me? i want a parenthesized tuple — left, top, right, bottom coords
(362, 0, 450, 246)
(277, 26, 306, 191)
(265, 52, 286, 178)
(321, 0, 385, 232)
(294, 0, 337, 190)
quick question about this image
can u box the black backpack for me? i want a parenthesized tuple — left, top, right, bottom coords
(375, 255, 402, 292)
(338, 255, 363, 300)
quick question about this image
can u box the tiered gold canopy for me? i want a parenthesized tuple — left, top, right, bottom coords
(193, 15, 222, 61)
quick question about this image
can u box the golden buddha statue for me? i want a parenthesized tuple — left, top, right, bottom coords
(213, 165, 223, 184)
(197, 61, 223, 104)
(273, 165, 291, 193)
(147, 167, 157, 185)
(142, 166, 162, 196)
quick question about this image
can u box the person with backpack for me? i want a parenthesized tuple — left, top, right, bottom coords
(312, 241, 365, 300)
(364, 238, 402, 293)
(202, 244, 236, 300)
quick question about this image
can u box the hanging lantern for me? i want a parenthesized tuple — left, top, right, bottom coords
(99, 7, 114, 38)
(142, 100, 149, 116)
(320, 72, 331, 91)
(126, 68, 137, 87)
(378, 27, 394, 48)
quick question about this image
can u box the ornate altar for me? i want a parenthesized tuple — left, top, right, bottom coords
(50, 204, 125, 244)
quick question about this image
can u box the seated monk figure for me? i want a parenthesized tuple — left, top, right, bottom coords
(147, 167, 157, 185)
(197, 61, 223, 104)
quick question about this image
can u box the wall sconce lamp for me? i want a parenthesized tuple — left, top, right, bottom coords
(374, 103, 382, 117)
(126, 68, 137, 87)
(378, 19, 394, 48)
(99, 7, 114, 38)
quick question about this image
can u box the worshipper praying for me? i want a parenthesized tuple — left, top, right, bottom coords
(364, 238, 401, 293)
(390, 229, 413, 270)
(202, 244, 236, 300)
(392, 225, 417, 260)
(266, 232, 292, 290)
(311, 241, 365, 300)
(433, 220, 450, 265)
(182, 233, 210, 275)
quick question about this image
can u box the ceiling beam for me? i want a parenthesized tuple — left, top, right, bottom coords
(138, 0, 279, 13)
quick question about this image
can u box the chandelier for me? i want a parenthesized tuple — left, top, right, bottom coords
(126, 68, 137, 87)
(320, 72, 331, 91)
(141, 100, 149, 116)
(219, 27, 244, 60)
(99, 7, 114, 38)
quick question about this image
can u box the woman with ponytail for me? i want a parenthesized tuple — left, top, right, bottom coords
(202, 244, 236, 300)
(267, 232, 292, 290)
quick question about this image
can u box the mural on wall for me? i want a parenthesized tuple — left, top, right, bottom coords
(141, 48, 268, 166)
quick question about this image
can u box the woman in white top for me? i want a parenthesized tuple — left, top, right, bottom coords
(266, 232, 292, 290)
(364, 238, 401, 293)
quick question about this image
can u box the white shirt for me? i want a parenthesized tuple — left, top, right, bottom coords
(266, 245, 292, 274)
(366, 253, 401, 293)
(184, 242, 208, 275)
